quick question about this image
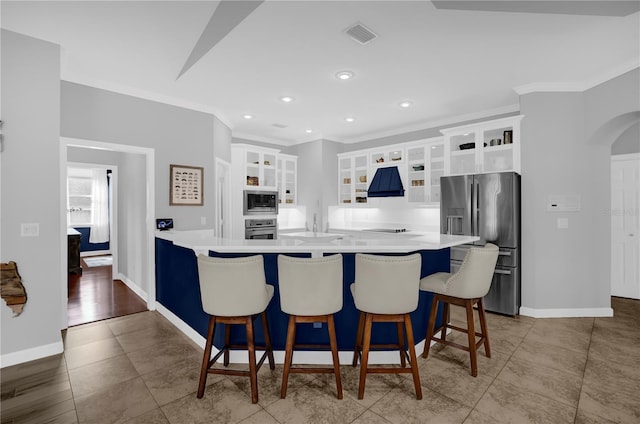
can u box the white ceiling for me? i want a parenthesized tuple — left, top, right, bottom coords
(2, 1, 639, 146)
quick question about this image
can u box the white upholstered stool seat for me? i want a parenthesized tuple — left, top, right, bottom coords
(351, 253, 423, 400)
(196, 254, 275, 404)
(277, 254, 343, 399)
(420, 243, 499, 377)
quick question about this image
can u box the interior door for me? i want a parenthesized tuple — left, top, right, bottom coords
(611, 154, 640, 299)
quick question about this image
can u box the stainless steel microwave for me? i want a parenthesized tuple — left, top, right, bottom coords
(243, 190, 278, 215)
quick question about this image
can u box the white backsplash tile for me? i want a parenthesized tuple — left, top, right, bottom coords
(328, 204, 440, 232)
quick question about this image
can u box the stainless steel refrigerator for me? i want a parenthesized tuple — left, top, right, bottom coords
(441, 172, 521, 315)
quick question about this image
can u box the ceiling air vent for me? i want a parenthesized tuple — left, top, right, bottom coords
(272, 123, 288, 129)
(345, 22, 377, 45)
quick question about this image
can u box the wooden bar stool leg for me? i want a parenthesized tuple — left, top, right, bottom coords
(441, 301, 450, 343)
(197, 316, 216, 398)
(357, 313, 373, 400)
(404, 313, 422, 400)
(327, 314, 343, 399)
(397, 321, 406, 367)
(280, 315, 296, 398)
(477, 298, 491, 358)
(223, 323, 231, 366)
(352, 311, 365, 366)
(422, 296, 439, 358)
(245, 317, 259, 403)
(465, 301, 478, 377)
(261, 311, 276, 369)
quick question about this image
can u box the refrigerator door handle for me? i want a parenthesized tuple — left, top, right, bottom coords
(494, 269, 512, 275)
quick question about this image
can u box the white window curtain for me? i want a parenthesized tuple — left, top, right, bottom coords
(89, 169, 110, 243)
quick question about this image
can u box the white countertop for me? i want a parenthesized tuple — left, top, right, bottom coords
(156, 229, 479, 256)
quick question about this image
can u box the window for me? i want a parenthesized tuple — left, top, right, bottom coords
(67, 175, 93, 226)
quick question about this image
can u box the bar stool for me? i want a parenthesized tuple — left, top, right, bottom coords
(277, 254, 343, 399)
(420, 243, 499, 377)
(196, 254, 275, 404)
(351, 253, 422, 400)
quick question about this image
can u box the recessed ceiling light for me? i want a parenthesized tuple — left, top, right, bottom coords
(279, 96, 294, 103)
(345, 117, 356, 123)
(399, 100, 413, 108)
(242, 114, 254, 119)
(335, 70, 354, 80)
(305, 129, 313, 134)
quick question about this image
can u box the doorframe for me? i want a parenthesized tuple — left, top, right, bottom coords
(214, 157, 231, 238)
(60, 137, 155, 329)
(610, 152, 640, 299)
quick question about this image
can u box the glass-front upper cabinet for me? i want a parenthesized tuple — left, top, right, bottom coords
(406, 138, 444, 204)
(369, 148, 404, 166)
(338, 152, 368, 205)
(232, 144, 279, 190)
(441, 115, 523, 176)
(277, 154, 297, 205)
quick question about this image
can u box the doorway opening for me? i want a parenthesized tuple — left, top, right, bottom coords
(60, 137, 156, 329)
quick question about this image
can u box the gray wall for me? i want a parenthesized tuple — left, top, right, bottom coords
(612, 121, 640, 155)
(1, 30, 63, 358)
(290, 140, 323, 230)
(520, 68, 640, 313)
(61, 82, 230, 230)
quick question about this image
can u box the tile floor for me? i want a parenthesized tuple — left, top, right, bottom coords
(2, 297, 639, 424)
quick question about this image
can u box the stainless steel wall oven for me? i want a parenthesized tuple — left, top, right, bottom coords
(245, 218, 277, 240)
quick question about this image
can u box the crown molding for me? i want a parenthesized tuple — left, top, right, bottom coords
(514, 59, 640, 95)
(61, 71, 234, 130)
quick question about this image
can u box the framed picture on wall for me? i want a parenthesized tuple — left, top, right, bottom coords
(170, 164, 203, 206)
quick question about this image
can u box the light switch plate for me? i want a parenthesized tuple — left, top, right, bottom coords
(557, 218, 569, 229)
(21, 223, 39, 237)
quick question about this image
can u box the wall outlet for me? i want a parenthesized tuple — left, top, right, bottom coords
(557, 218, 569, 229)
(21, 223, 39, 237)
(313, 322, 322, 329)
(201, 216, 206, 225)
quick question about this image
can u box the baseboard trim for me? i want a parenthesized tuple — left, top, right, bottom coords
(115, 273, 148, 303)
(520, 306, 614, 318)
(156, 302, 443, 365)
(0, 341, 64, 369)
(155, 303, 207, 348)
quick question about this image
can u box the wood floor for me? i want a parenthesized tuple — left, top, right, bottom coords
(67, 256, 148, 327)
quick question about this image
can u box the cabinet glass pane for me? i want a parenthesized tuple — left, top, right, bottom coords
(483, 148, 513, 172)
(263, 153, 276, 167)
(451, 151, 475, 175)
(482, 126, 513, 147)
(430, 143, 444, 161)
(247, 151, 260, 165)
(263, 168, 276, 188)
(450, 133, 476, 151)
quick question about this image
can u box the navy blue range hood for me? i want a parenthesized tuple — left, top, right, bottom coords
(367, 166, 405, 197)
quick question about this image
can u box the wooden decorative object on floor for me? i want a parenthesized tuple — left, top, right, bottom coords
(1, 261, 28, 316)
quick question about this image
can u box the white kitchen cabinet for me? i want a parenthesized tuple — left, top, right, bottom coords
(441, 115, 523, 176)
(232, 144, 278, 190)
(338, 152, 369, 205)
(406, 138, 444, 205)
(277, 154, 297, 206)
(369, 147, 404, 166)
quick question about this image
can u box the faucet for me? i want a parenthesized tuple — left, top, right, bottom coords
(312, 213, 318, 233)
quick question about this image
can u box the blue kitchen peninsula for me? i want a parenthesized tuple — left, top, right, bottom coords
(155, 230, 478, 363)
